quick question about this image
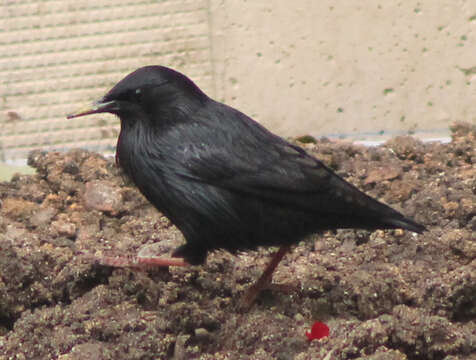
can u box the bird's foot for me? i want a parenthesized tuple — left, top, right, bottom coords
(137, 255, 189, 267)
(239, 280, 299, 311)
(239, 245, 291, 311)
(91, 241, 190, 269)
(95, 254, 189, 268)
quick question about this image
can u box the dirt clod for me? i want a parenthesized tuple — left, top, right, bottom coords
(0, 123, 475, 359)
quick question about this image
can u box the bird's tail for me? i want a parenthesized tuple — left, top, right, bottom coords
(382, 216, 426, 234)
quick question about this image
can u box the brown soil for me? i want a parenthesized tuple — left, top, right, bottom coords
(0, 122, 474, 360)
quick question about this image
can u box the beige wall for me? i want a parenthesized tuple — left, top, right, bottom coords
(0, 0, 475, 165)
(209, 0, 476, 140)
(0, 0, 213, 162)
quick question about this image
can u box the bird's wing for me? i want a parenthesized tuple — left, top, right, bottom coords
(175, 122, 390, 217)
(165, 102, 426, 233)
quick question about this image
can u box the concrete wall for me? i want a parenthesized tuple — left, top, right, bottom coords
(209, 0, 476, 140)
(0, 0, 213, 162)
(0, 0, 475, 166)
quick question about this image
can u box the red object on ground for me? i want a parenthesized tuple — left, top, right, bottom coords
(306, 321, 330, 341)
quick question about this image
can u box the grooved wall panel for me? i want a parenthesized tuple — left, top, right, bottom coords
(0, 0, 213, 163)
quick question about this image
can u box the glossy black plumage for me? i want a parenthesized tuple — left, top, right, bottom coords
(69, 66, 425, 266)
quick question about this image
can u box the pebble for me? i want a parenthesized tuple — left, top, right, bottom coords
(83, 180, 123, 213)
(194, 328, 210, 341)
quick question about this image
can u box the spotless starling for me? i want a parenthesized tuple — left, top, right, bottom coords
(68, 66, 426, 308)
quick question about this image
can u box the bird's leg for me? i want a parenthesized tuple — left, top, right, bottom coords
(240, 245, 291, 310)
(94, 242, 190, 268)
(95, 254, 190, 268)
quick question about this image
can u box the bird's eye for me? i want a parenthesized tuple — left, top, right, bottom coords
(134, 88, 142, 102)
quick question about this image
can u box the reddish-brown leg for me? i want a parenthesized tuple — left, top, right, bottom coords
(240, 245, 291, 310)
(96, 255, 189, 268)
(93, 241, 190, 269)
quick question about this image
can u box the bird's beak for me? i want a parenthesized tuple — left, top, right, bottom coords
(67, 100, 118, 119)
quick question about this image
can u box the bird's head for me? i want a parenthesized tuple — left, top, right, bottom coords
(68, 66, 208, 125)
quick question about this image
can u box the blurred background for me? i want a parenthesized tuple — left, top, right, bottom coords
(1, 0, 475, 178)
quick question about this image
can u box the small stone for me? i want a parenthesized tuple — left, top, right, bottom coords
(364, 165, 401, 185)
(393, 229, 405, 237)
(83, 180, 123, 213)
(194, 328, 210, 341)
(30, 207, 56, 227)
(51, 220, 77, 239)
(5, 224, 27, 241)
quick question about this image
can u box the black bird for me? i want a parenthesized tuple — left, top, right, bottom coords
(68, 66, 425, 308)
